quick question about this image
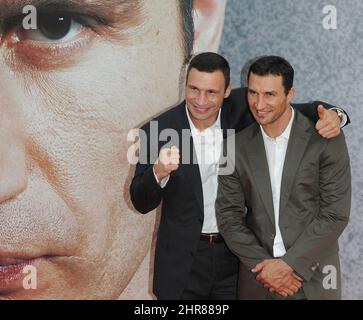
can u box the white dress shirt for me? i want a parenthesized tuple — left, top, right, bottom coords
(260, 107, 295, 258)
(186, 106, 223, 233)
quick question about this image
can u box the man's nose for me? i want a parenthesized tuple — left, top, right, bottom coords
(255, 95, 265, 110)
(0, 89, 28, 203)
(196, 92, 208, 105)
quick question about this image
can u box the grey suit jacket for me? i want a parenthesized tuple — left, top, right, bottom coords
(216, 110, 351, 300)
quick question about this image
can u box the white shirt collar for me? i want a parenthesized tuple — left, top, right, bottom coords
(260, 107, 295, 141)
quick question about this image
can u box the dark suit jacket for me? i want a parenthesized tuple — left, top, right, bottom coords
(130, 87, 347, 299)
(216, 110, 351, 300)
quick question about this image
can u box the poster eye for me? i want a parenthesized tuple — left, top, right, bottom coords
(24, 12, 83, 42)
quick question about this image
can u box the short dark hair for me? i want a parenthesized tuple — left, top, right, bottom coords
(187, 52, 231, 91)
(179, 0, 194, 61)
(248, 56, 294, 95)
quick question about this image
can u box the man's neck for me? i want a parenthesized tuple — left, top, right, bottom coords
(262, 106, 293, 139)
(192, 117, 218, 131)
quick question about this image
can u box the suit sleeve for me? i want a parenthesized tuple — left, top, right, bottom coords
(130, 123, 163, 214)
(216, 138, 272, 268)
(292, 101, 351, 127)
(282, 132, 351, 281)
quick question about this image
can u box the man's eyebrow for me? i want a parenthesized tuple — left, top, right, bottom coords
(0, 0, 142, 25)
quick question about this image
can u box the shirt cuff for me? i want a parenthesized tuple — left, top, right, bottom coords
(331, 107, 348, 128)
(153, 167, 170, 188)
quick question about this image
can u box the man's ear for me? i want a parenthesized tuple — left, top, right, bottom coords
(192, 0, 227, 54)
(224, 82, 232, 99)
(287, 87, 296, 104)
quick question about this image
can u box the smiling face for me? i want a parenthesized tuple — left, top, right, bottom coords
(186, 68, 231, 130)
(247, 72, 295, 137)
(0, 0, 186, 299)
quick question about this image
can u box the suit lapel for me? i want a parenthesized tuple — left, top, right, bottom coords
(246, 124, 275, 226)
(173, 104, 204, 215)
(182, 146, 204, 215)
(279, 111, 313, 219)
(220, 102, 230, 138)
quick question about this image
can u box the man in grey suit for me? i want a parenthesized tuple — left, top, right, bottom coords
(216, 56, 351, 300)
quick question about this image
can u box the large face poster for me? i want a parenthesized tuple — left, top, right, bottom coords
(0, 0, 361, 300)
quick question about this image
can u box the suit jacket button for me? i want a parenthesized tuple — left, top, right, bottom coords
(270, 233, 275, 239)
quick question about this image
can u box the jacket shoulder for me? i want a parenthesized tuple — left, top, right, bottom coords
(225, 122, 258, 150)
(235, 121, 259, 141)
(140, 102, 185, 131)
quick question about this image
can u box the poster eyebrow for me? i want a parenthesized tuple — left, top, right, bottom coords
(0, 0, 143, 24)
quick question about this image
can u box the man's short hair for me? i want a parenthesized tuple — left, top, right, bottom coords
(179, 0, 194, 61)
(186, 52, 231, 91)
(248, 56, 294, 95)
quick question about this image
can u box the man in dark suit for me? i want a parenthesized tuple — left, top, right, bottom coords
(216, 56, 351, 299)
(130, 52, 348, 300)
